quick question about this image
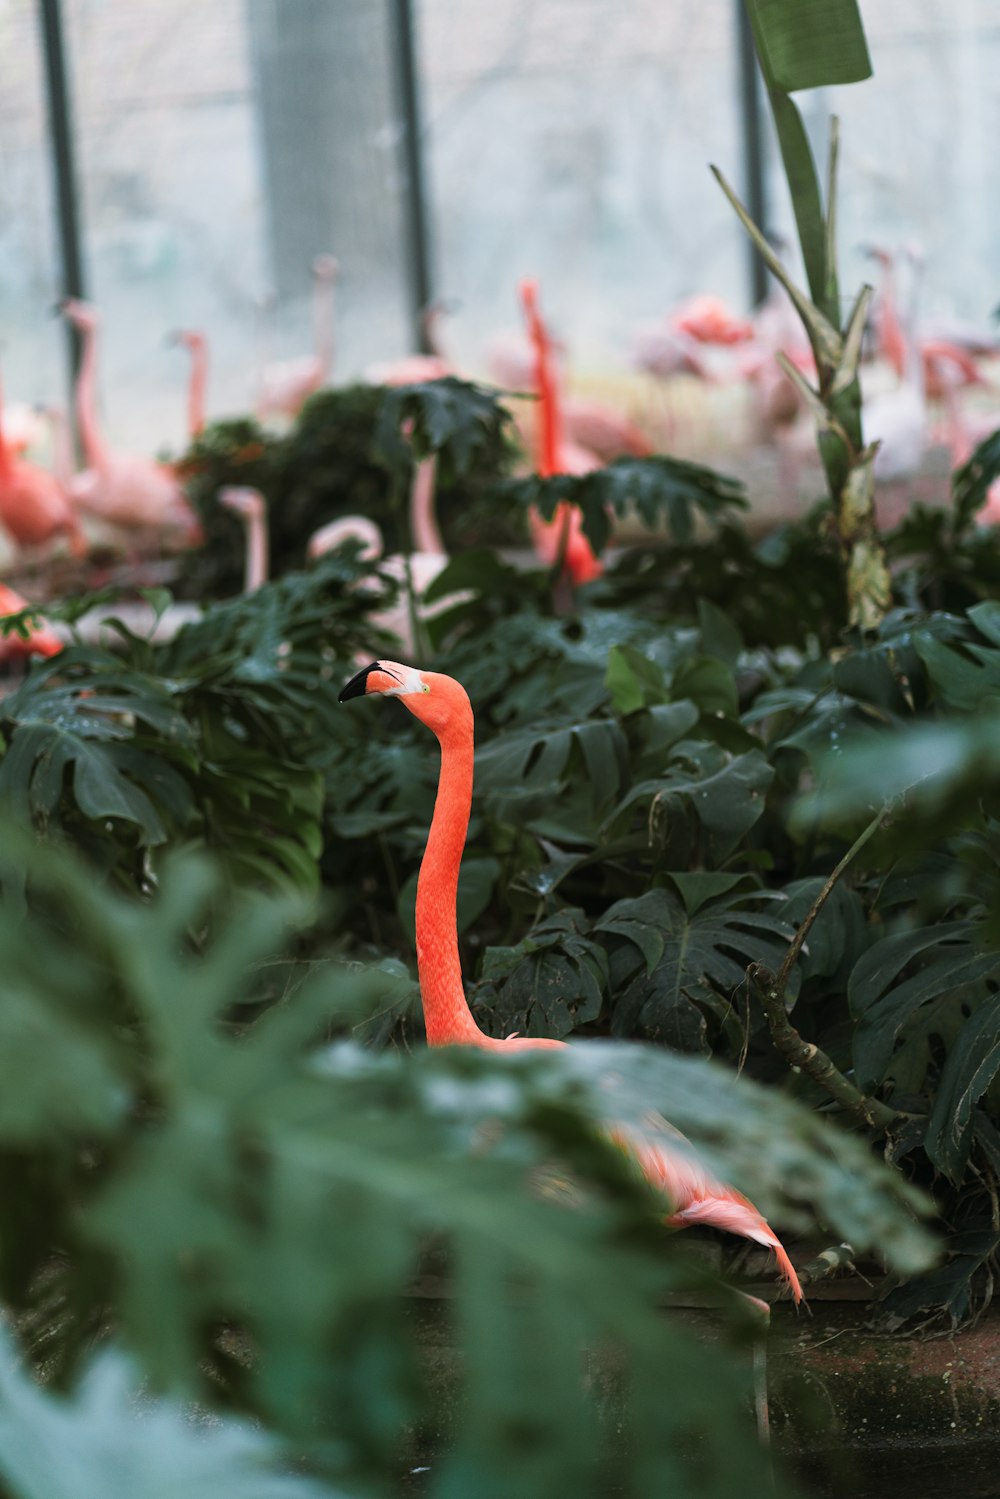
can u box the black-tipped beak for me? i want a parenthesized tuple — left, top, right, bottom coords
(339, 661, 380, 703)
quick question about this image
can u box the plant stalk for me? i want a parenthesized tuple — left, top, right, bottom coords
(748, 808, 901, 1133)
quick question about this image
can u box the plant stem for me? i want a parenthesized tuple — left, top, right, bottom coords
(748, 807, 901, 1133)
(748, 961, 899, 1131)
(775, 808, 885, 997)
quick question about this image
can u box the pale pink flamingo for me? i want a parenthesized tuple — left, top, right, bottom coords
(865, 250, 929, 488)
(257, 254, 339, 421)
(1, 404, 45, 456)
(631, 322, 714, 382)
(669, 293, 754, 346)
(868, 246, 989, 402)
(339, 659, 803, 1304)
(307, 514, 383, 565)
(366, 309, 453, 556)
(58, 299, 202, 548)
(930, 355, 1000, 523)
(170, 329, 209, 440)
(0, 582, 63, 661)
(0, 368, 85, 556)
(308, 515, 459, 654)
(218, 487, 268, 593)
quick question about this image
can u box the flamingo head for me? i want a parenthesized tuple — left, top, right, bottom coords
(307, 515, 383, 563)
(218, 486, 265, 523)
(859, 244, 893, 267)
(58, 298, 100, 332)
(339, 660, 470, 736)
(168, 329, 206, 353)
(312, 254, 340, 281)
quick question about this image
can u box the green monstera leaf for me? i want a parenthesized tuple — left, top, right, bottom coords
(503, 456, 746, 554)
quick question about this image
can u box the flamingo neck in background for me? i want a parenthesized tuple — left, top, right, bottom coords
(245, 507, 269, 592)
(415, 707, 485, 1047)
(410, 455, 443, 554)
(523, 289, 563, 477)
(312, 272, 336, 381)
(188, 339, 208, 440)
(74, 316, 107, 471)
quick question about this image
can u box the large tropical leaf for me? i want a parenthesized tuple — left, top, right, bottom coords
(503, 456, 746, 555)
(925, 996, 1000, 1182)
(606, 740, 774, 864)
(472, 909, 609, 1040)
(596, 884, 793, 1027)
(848, 921, 1000, 1096)
(372, 376, 515, 478)
(745, 0, 872, 92)
(0, 1328, 334, 1499)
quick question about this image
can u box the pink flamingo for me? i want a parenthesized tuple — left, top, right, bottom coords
(0, 368, 85, 556)
(308, 515, 461, 655)
(58, 300, 202, 548)
(631, 322, 714, 382)
(520, 280, 603, 585)
(257, 254, 339, 421)
(339, 659, 803, 1304)
(366, 310, 453, 556)
(218, 487, 268, 593)
(1, 404, 45, 456)
(669, 294, 754, 347)
(0, 582, 63, 661)
(170, 329, 209, 440)
(868, 247, 989, 402)
(487, 321, 651, 463)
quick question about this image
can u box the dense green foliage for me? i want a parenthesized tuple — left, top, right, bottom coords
(3, 339, 1000, 1490)
(0, 828, 928, 1499)
(175, 379, 519, 598)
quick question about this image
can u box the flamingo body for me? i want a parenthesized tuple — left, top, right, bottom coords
(340, 660, 803, 1303)
(257, 254, 338, 420)
(0, 371, 83, 554)
(0, 583, 63, 660)
(670, 294, 754, 346)
(60, 299, 201, 545)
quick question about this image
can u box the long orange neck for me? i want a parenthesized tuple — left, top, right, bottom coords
(415, 702, 485, 1046)
(521, 281, 562, 477)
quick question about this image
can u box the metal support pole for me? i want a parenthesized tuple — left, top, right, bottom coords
(735, 1, 768, 307)
(38, 0, 86, 394)
(390, 0, 433, 353)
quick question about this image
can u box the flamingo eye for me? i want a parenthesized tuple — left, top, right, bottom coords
(422, 683, 430, 694)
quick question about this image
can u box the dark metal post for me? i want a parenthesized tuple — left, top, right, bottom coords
(38, 0, 86, 394)
(735, 0, 768, 307)
(390, 0, 433, 353)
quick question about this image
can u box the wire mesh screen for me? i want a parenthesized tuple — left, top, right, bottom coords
(3, 1, 999, 443)
(47, 0, 411, 450)
(785, 0, 1000, 329)
(414, 0, 747, 375)
(0, 1, 63, 411)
